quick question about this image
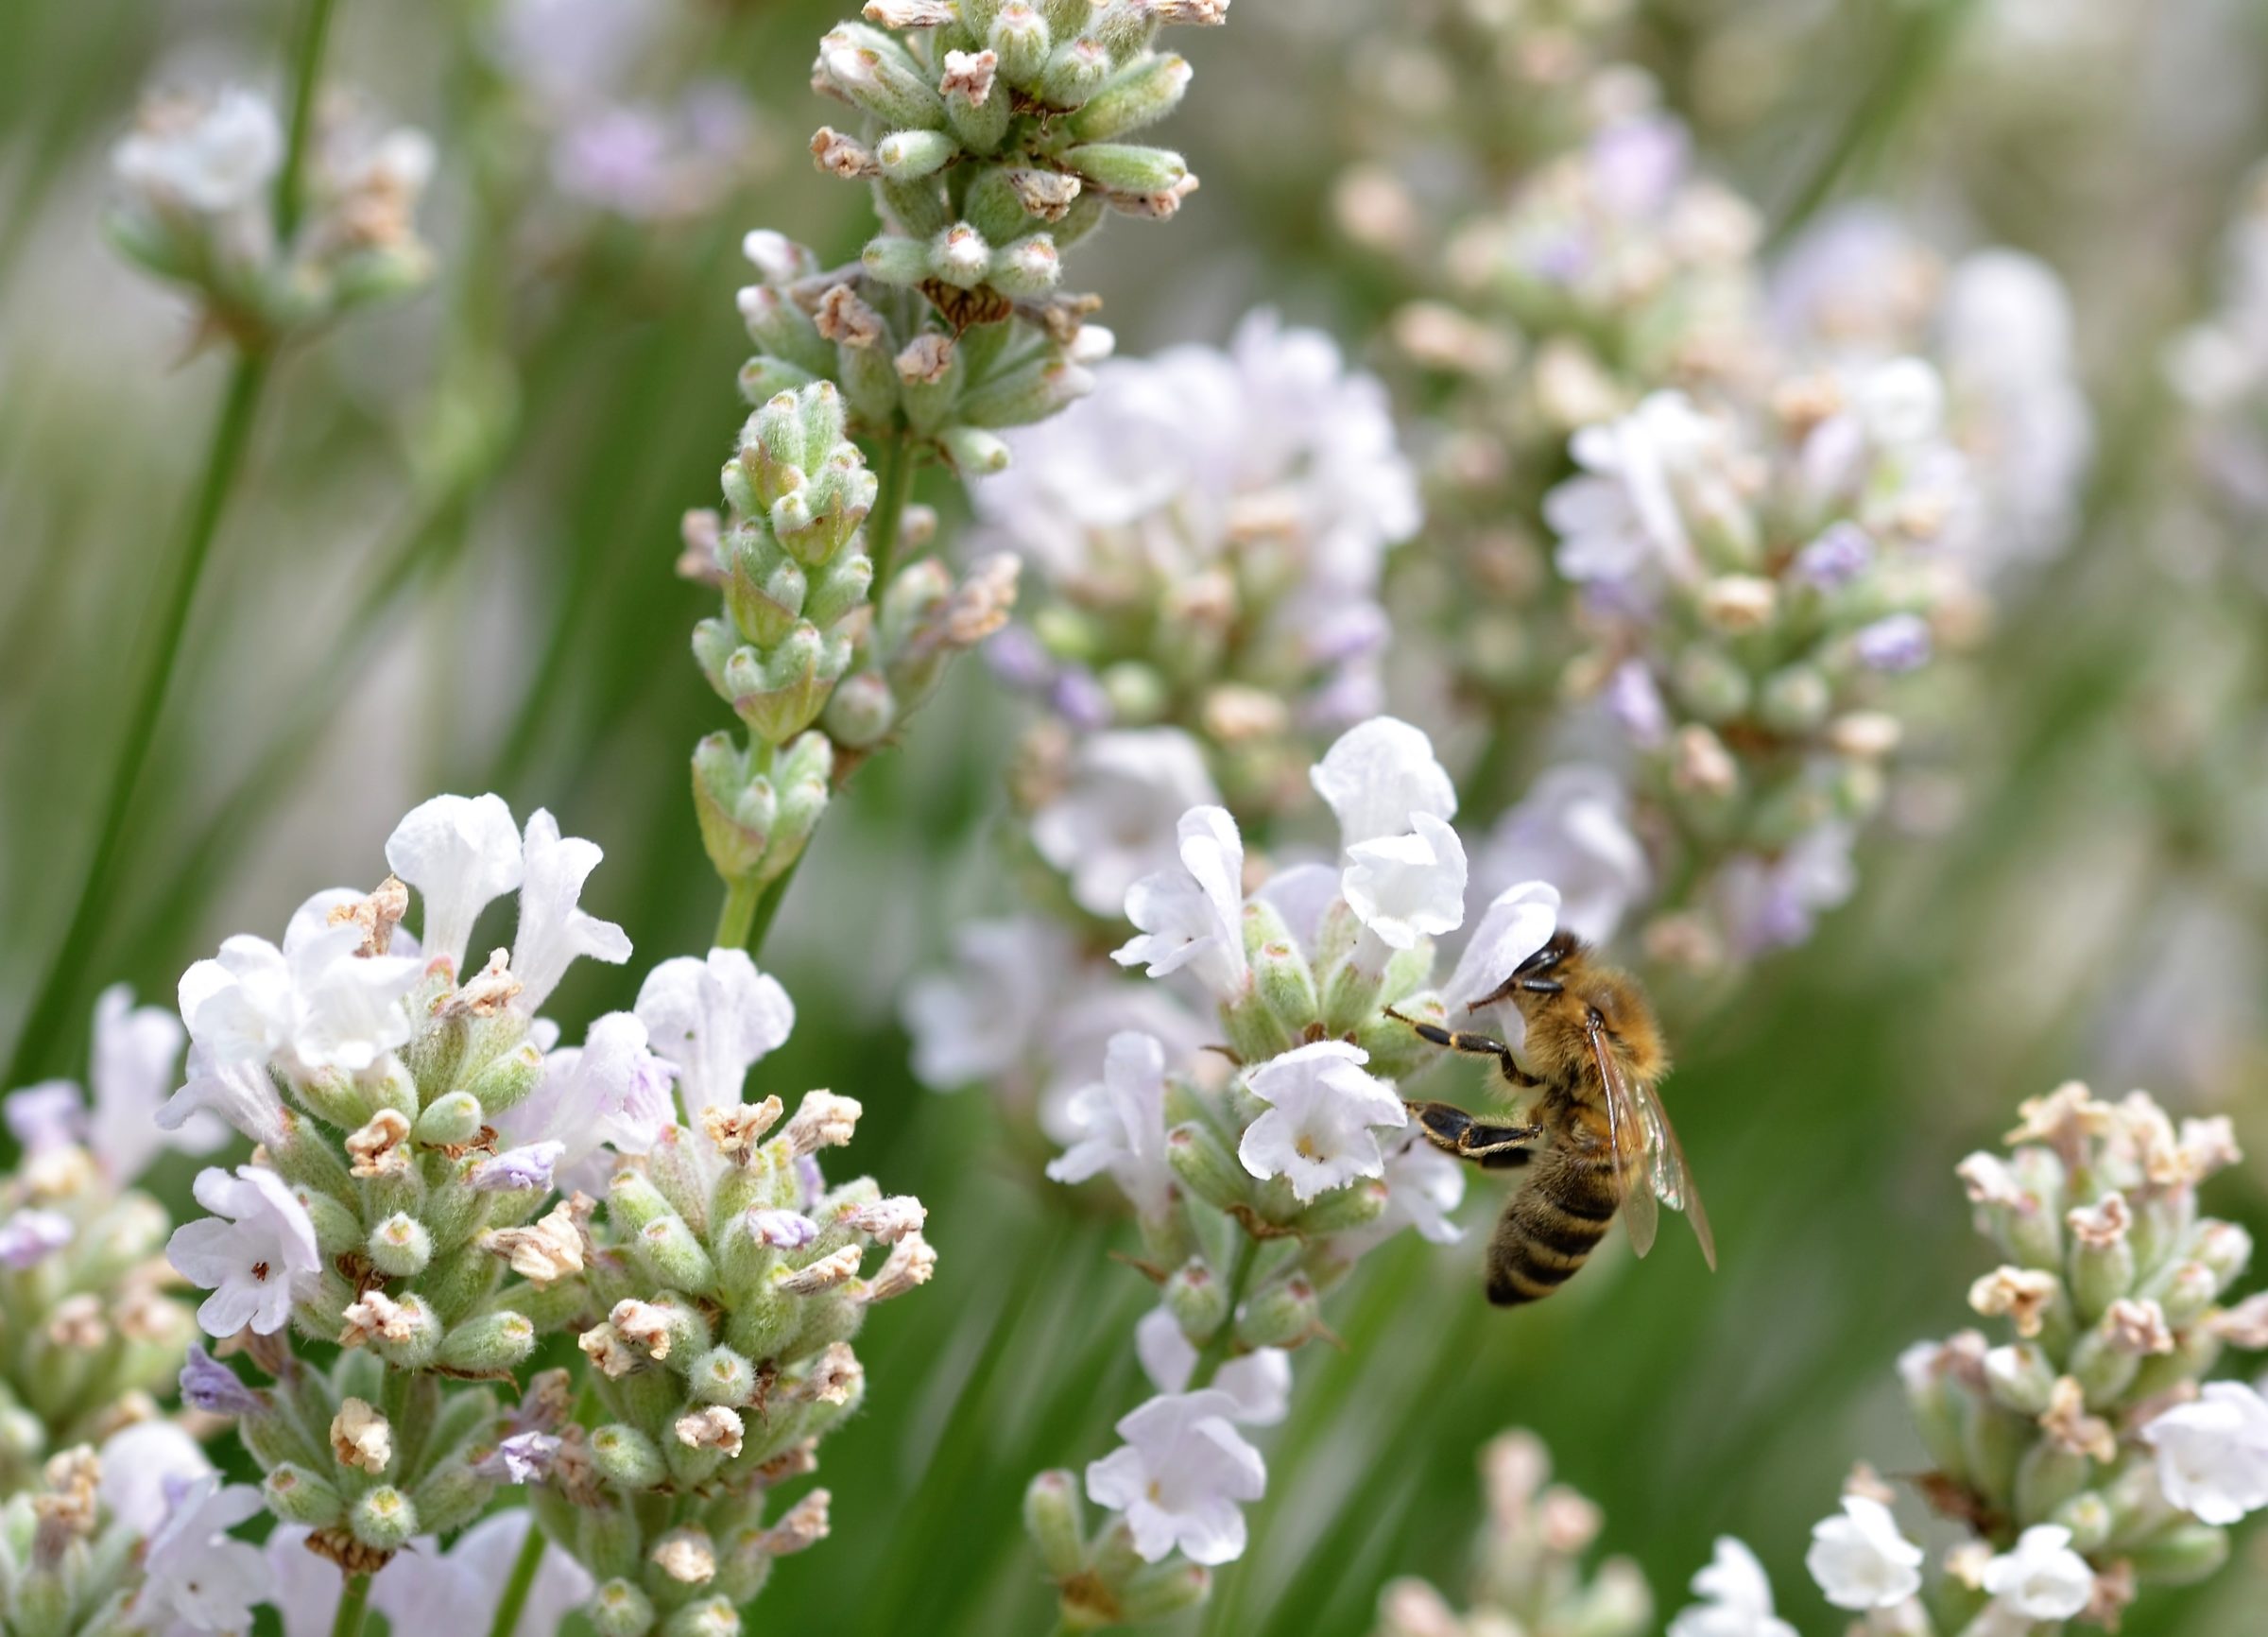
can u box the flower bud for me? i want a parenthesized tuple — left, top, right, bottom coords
(2126, 1524, 2229, 1585)
(350, 1485, 418, 1553)
(592, 1580, 660, 1637)
(1293, 1178, 1388, 1236)
(876, 128, 958, 181)
(988, 233, 1062, 298)
(942, 49, 1010, 149)
(817, 26, 949, 129)
(823, 670, 897, 749)
(411, 1091, 483, 1147)
(861, 233, 934, 286)
(1758, 664, 1830, 734)
(263, 1462, 345, 1526)
(296, 1186, 367, 1259)
(1116, 1561, 1211, 1622)
(1069, 53, 1192, 141)
(689, 1345, 758, 1405)
(2049, 1491, 2113, 1554)
(662, 1599, 741, 1637)
(1671, 646, 1750, 723)
(367, 1212, 434, 1278)
(1253, 939, 1319, 1039)
(989, 3, 1052, 84)
(438, 1311, 537, 1376)
(1220, 988, 1292, 1071)
(1982, 1343, 2056, 1415)
(1040, 36, 1112, 107)
(610, 1169, 676, 1233)
(1320, 952, 1386, 1036)
(2014, 1440, 2092, 1522)
(1061, 142, 1186, 195)
(634, 1215, 720, 1297)
(593, 1423, 669, 1491)
(1236, 1274, 1319, 1350)
(1166, 1122, 1250, 1215)
(1024, 1469, 1088, 1578)
(1162, 1260, 1228, 1342)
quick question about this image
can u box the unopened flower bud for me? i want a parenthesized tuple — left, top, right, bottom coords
(1293, 1177, 1388, 1236)
(1759, 664, 1830, 734)
(593, 1423, 669, 1491)
(989, 4, 1052, 84)
(1672, 646, 1750, 723)
(1698, 576, 1778, 633)
(1062, 142, 1186, 196)
(1236, 1274, 1320, 1350)
(1070, 52, 1192, 142)
(1253, 939, 1320, 1038)
(877, 127, 957, 181)
(1117, 1561, 1211, 1622)
(1167, 1121, 1250, 1215)
(1983, 1342, 2056, 1415)
(413, 1091, 484, 1146)
(367, 1213, 433, 1278)
(2126, 1524, 2229, 1585)
(1024, 1469, 1088, 1577)
(438, 1310, 537, 1375)
(823, 670, 897, 749)
(591, 1579, 658, 1637)
(264, 1462, 345, 1525)
(350, 1485, 418, 1552)
(690, 1345, 758, 1405)
(635, 1215, 719, 1296)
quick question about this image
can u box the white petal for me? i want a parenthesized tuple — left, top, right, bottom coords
(385, 793, 524, 975)
(511, 809, 632, 1014)
(1309, 716, 1456, 847)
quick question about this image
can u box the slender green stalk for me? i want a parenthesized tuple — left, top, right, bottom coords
(1186, 1234, 1259, 1390)
(1, 350, 267, 1089)
(1, 0, 339, 1089)
(865, 429, 915, 594)
(487, 1518, 547, 1637)
(716, 871, 765, 950)
(741, 853, 804, 960)
(330, 1573, 372, 1637)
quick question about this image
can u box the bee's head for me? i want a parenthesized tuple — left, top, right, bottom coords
(1516, 929, 1580, 979)
(1468, 929, 1587, 1016)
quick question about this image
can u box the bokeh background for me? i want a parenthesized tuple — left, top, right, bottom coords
(4, 0, 2267, 1632)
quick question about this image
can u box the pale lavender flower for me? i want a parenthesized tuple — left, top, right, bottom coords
(166, 1164, 323, 1337)
(385, 792, 525, 978)
(175, 899, 421, 1080)
(1445, 882, 1561, 1016)
(1668, 1537, 1798, 1637)
(139, 1475, 272, 1634)
(1713, 826, 1856, 956)
(112, 87, 282, 215)
(1604, 658, 1671, 748)
(511, 808, 631, 1013)
(500, 1012, 677, 1167)
(1343, 814, 1468, 953)
(0, 1209, 72, 1269)
(1239, 1041, 1407, 1201)
(1476, 768, 1647, 945)
(180, 1344, 266, 1417)
(1086, 1390, 1267, 1566)
(1046, 1031, 1174, 1220)
(474, 1432, 561, 1485)
(633, 948, 794, 1123)
(98, 1420, 215, 1536)
(2141, 1381, 2268, 1525)
(1806, 1495, 1923, 1611)
(1134, 1308, 1290, 1425)
(1853, 612, 1933, 672)
(468, 1142, 565, 1192)
(2, 1080, 80, 1153)
(1115, 806, 1250, 1002)
(1793, 522, 1875, 589)
(749, 1210, 820, 1249)
(1546, 392, 1726, 587)
(902, 917, 1074, 1090)
(1034, 729, 1221, 920)
(1310, 716, 1457, 849)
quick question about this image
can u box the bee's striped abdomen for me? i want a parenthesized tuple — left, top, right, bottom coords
(1485, 1146, 1622, 1307)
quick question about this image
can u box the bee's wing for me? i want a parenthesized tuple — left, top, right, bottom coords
(1634, 1080, 1718, 1272)
(1586, 1013, 1657, 1259)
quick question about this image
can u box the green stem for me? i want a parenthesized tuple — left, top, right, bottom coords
(331, 1573, 372, 1637)
(865, 428, 915, 594)
(716, 871, 765, 950)
(487, 1517, 547, 1637)
(1187, 1234, 1259, 1390)
(1, 0, 338, 1091)
(741, 853, 804, 961)
(1, 350, 268, 1089)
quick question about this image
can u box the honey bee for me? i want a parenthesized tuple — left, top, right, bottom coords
(1390, 929, 1715, 1305)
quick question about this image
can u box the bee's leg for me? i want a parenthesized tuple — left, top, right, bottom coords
(1384, 1008, 1538, 1089)
(1403, 1100, 1542, 1165)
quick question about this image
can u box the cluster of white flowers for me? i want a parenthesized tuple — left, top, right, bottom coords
(1372, 1429, 1650, 1637)
(975, 312, 1420, 818)
(108, 83, 436, 344)
(137, 791, 930, 1632)
(1022, 715, 1576, 1627)
(1657, 1080, 2267, 1637)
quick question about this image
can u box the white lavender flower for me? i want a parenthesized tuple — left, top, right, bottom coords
(1804, 1494, 1923, 1611)
(633, 947, 795, 1124)
(2142, 1381, 2268, 1525)
(1085, 1389, 1267, 1566)
(139, 1474, 274, 1634)
(1114, 804, 1250, 1003)
(1046, 1030, 1175, 1221)
(1237, 1041, 1407, 1202)
(1132, 1308, 1290, 1426)
(1034, 729, 1221, 918)
(165, 1163, 324, 1336)
(1667, 1537, 1797, 1637)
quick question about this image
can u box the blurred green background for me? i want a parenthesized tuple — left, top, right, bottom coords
(3, 0, 2265, 1632)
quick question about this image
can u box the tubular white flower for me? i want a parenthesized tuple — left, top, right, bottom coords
(501, 1011, 679, 1167)
(634, 948, 795, 1123)
(89, 982, 202, 1178)
(98, 1420, 215, 1537)
(1668, 1537, 1798, 1637)
(1445, 881, 1561, 1016)
(2141, 1381, 2268, 1525)
(1342, 811, 1469, 952)
(178, 904, 421, 1079)
(1333, 1138, 1467, 1260)
(1805, 1494, 1924, 1611)
(1085, 1389, 1267, 1565)
(157, 1045, 290, 1150)
(1478, 768, 1648, 946)
(1980, 1525, 2095, 1621)
(385, 792, 525, 977)
(1310, 716, 1457, 850)
(1045, 1031, 1174, 1220)
(1546, 391, 1726, 586)
(1239, 1040, 1407, 1201)
(139, 1475, 272, 1634)
(512, 808, 631, 1013)
(112, 86, 283, 215)
(1134, 1308, 1290, 1426)
(1115, 805, 1249, 1001)
(1034, 729, 1222, 918)
(166, 1164, 324, 1336)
